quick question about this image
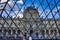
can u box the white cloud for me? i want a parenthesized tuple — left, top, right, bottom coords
(21, 9, 24, 12)
(53, 6, 60, 12)
(39, 6, 60, 14)
(12, 11, 23, 18)
(8, 0, 23, 4)
(39, 6, 60, 18)
(8, 1, 11, 4)
(17, 0, 23, 4)
(0, 0, 7, 3)
(57, 6, 60, 9)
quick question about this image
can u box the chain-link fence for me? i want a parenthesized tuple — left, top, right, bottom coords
(0, 0, 60, 39)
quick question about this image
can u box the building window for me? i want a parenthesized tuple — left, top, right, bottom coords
(58, 24, 60, 30)
(0, 24, 2, 27)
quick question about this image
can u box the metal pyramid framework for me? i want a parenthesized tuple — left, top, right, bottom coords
(0, 0, 60, 39)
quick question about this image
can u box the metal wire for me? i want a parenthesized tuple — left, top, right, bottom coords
(0, 0, 60, 39)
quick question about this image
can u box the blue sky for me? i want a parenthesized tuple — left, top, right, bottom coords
(0, 0, 60, 19)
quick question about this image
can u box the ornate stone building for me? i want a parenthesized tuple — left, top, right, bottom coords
(0, 6, 60, 35)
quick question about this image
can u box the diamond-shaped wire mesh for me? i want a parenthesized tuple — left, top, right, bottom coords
(0, 0, 60, 39)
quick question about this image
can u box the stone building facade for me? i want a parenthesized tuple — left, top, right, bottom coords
(0, 7, 60, 35)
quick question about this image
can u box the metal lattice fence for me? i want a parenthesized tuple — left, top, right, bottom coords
(0, 0, 60, 39)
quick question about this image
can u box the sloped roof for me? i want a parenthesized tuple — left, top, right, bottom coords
(24, 6, 38, 13)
